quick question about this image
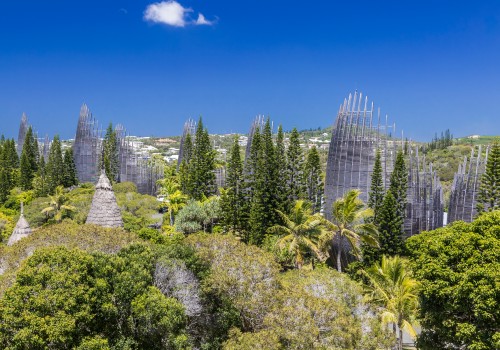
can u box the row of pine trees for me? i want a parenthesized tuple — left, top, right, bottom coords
(0, 127, 78, 203)
(176, 118, 323, 245)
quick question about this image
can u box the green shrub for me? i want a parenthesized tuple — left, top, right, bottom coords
(113, 182, 138, 194)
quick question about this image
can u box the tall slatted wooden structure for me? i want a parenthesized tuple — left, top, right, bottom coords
(177, 118, 196, 168)
(73, 105, 163, 195)
(325, 92, 443, 235)
(17, 113, 29, 156)
(448, 146, 488, 224)
(73, 104, 102, 184)
(115, 124, 164, 195)
(244, 115, 266, 162)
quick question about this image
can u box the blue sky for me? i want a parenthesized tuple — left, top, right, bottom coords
(1, 1, 500, 140)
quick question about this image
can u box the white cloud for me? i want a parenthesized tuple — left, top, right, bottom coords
(144, 1, 192, 27)
(195, 13, 214, 26)
(144, 1, 216, 27)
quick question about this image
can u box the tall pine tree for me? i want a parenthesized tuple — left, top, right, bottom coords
(19, 127, 39, 190)
(241, 127, 261, 237)
(286, 128, 305, 202)
(102, 123, 120, 182)
(33, 156, 49, 197)
(477, 141, 500, 213)
(389, 150, 408, 220)
(275, 125, 289, 212)
(249, 119, 279, 245)
(179, 133, 193, 194)
(368, 149, 384, 223)
(303, 146, 323, 214)
(377, 191, 405, 257)
(220, 137, 245, 233)
(187, 118, 216, 200)
(63, 148, 78, 187)
(46, 135, 64, 193)
(243, 128, 261, 196)
(0, 139, 19, 202)
(369, 149, 407, 262)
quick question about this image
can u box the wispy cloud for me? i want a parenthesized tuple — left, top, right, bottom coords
(195, 13, 214, 26)
(144, 1, 216, 27)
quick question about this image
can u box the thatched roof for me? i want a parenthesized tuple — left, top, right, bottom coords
(7, 203, 32, 246)
(86, 171, 123, 228)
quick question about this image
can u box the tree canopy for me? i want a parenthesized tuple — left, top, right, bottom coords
(406, 211, 500, 350)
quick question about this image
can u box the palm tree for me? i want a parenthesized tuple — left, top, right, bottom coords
(41, 185, 76, 222)
(157, 177, 187, 226)
(267, 200, 326, 269)
(320, 189, 378, 272)
(362, 255, 419, 350)
(166, 190, 188, 226)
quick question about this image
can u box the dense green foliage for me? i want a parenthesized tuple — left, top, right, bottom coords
(0, 245, 189, 349)
(187, 234, 392, 349)
(477, 140, 500, 213)
(406, 211, 500, 350)
(0, 225, 241, 349)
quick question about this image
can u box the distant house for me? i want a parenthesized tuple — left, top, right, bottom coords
(467, 134, 480, 139)
(164, 155, 179, 163)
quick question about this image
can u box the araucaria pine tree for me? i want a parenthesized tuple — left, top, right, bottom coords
(243, 128, 261, 198)
(62, 148, 78, 187)
(377, 191, 405, 258)
(303, 146, 323, 214)
(477, 141, 500, 213)
(220, 137, 245, 233)
(286, 128, 305, 202)
(372, 149, 408, 259)
(249, 119, 280, 245)
(46, 135, 64, 193)
(240, 127, 261, 237)
(368, 149, 384, 223)
(102, 123, 120, 182)
(32, 156, 49, 197)
(389, 150, 408, 220)
(275, 125, 289, 211)
(178, 133, 193, 194)
(187, 118, 216, 200)
(0, 139, 19, 203)
(19, 126, 39, 190)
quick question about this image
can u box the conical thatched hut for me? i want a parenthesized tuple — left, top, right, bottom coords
(7, 203, 32, 246)
(86, 170, 123, 228)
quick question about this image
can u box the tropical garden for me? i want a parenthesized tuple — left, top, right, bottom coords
(0, 120, 498, 349)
